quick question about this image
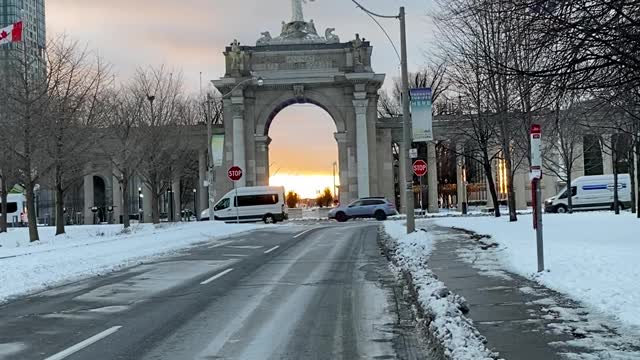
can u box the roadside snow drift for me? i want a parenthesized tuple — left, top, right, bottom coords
(434, 212, 640, 329)
(383, 221, 497, 360)
(0, 222, 260, 303)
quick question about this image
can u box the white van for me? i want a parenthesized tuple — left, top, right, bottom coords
(200, 186, 288, 224)
(545, 174, 632, 213)
(1, 194, 27, 226)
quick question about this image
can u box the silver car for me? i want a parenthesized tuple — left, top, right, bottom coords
(328, 197, 398, 222)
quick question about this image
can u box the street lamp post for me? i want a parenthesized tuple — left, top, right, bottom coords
(351, 1, 415, 233)
(205, 75, 264, 222)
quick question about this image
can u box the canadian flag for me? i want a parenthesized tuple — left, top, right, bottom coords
(0, 21, 23, 46)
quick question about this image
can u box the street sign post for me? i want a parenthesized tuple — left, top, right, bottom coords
(413, 160, 427, 177)
(530, 124, 544, 272)
(228, 166, 243, 223)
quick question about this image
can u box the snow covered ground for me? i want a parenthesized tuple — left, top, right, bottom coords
(433, 212, 640, 329)
(383, 221, 497, 360)
(0, 222, 262, 303)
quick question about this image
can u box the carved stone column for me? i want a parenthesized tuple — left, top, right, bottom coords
(172, 178, 181, 222)
(602, 134, 614, 175)
(232, 97, 246, 187)
(335, 131, 349, 204)
(83, 172, 94, 225)
(353, 93, 370, 198)
(456, 143, 466, 211)
(427, 142, 439, 213)
(255, 135, 272, 186)
(198, 149, 207, 219)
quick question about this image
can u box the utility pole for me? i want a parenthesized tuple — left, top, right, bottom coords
(399, 7, 415, 233)
(350, 1, 414, 233)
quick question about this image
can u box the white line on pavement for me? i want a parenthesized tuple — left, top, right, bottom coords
(200, 268, 234, 285)
(293, 228, 315, 238)
(228, 245, 264, 249)
(223, 254, 248, 257)
(44, 326, 122, 360)
(264, 245, 280, 254)
(208, 240, 235, 249)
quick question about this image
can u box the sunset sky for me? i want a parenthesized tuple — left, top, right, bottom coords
(47, 0, 435, 198)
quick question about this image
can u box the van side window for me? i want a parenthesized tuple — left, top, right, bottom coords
(6, 202, 18, 213)
(214, 198, 230, 211)
(235, 194, 279, 207)
(571, 186, 577, 197)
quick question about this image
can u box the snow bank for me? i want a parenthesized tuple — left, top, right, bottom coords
(382, 221, 497, 360)
(434, 212, 640, 329)
(0, 222, 261, 303)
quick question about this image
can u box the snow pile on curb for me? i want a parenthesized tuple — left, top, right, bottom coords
(433, 213, 640, 329)
(0, 222, 261, 303)
(382, 221, 498, 360)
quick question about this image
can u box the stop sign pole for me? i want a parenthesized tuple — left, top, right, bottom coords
(413, 160, 428, 211)
(530, 124, 544, 272)
(228, 166, 243, 224)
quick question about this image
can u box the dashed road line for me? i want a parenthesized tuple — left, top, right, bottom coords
(293, 228, 315, 238)
(200, 268, 234, 285)
(264, 245, 280, 254)
(208, 240, 235, 249)
(44, 326, 122, 360)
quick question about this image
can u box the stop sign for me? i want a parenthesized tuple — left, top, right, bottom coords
(227, 166, 243, 181)
(413, 160, 427, 177)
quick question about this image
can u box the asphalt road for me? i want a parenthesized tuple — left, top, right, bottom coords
(0, 223, 428, 360)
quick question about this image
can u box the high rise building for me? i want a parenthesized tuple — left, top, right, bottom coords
(1, 0, 45, 60)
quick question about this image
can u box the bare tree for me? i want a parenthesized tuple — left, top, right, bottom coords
(43, 38, 111, 235)
(0, 40, 54, 242)
(377, 61, 450, 118)
(132, 66, 188, 224)
(103, 87, 146, 229)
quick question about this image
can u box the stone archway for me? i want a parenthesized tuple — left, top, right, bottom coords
(212, 10, 386, 204)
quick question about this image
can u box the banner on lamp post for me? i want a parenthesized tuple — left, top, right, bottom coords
(410, 88, 433, 142)
(211, 134, 224, 167)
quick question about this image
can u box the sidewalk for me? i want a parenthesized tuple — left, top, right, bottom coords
(425, 223, 640, 360)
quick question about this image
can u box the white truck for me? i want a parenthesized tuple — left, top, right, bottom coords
(545, 174, 632, 213)
(200, 186, 288, 223)
(1, 194, 27, 226)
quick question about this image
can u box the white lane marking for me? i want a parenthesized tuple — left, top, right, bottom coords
(223, 254, 248, 257)
(200, 268, 234, 285)
(228, 245, 263, 249)
(264, 245, 280, 254)
(293, 228, 315, 238)
(44, 326, 122, 360)
(208, 240, 235, 249)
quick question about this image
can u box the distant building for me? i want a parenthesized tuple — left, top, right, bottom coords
(0, 0, 46, 67)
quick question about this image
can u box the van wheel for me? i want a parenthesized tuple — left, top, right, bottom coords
(263, 214, 275, 224)
(374, 210, 387, 221)
(556, 205, 568, 214)
(335, 212, 348, 222)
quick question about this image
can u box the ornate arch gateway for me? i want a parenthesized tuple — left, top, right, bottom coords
(213, 1, 393, 204)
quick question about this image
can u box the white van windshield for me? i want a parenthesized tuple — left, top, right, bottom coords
(214, 198, 230, 211)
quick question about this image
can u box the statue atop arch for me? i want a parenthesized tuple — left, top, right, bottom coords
(255, 0, 340, 45)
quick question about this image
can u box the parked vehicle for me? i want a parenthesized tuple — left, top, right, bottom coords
(545, 174, 632, 213)
(328, 197, 398, 222)
(200, 186, 288, 224)
(2, 194, 27, 227)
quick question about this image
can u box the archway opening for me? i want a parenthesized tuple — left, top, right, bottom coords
(268, 104, 339, 207)
(93, 176, 107, 223)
